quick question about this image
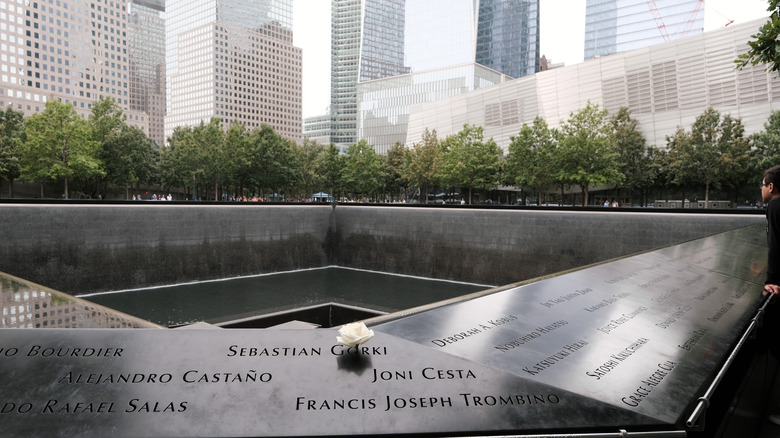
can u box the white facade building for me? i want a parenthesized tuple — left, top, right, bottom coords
(405, 18, 778, 152)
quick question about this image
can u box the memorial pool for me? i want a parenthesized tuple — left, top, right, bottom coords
(78, 267, 491, 327)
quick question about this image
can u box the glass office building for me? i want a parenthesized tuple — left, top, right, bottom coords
(476, 0, 540, 79)
(359, 63, 507, 153)
(329, 0, 539, 149)
(584, 0, 704, 61)
(166, 0, 302, 142)
(129, 0, 166, 146)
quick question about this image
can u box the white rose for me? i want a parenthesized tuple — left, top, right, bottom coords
(337, 322, 374, 347)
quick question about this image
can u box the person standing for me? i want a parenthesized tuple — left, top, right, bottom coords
(760, 165, 780, 426)
(763, 165, 780, 297)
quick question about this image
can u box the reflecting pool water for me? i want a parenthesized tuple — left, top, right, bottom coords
(78, 267, 491, 327)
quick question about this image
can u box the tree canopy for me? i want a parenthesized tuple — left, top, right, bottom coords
(440, 124, 501, 204)
(4, 98, 779, 207)
(736, 0, 780, 75)
(557, 102, 624, 206)
(20, 100, 101, 199)
(0, 106, 24, 197)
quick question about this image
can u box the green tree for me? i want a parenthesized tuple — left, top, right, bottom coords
(717, 114, 752, 204)
(403, 128, 443, 203)
(344, 139, 385, 201)
(194, 118, 227, 200)
(247, 124, 299, 200)
(292, 138, 326, 200)
(558, 102, 623, 206)
(666, 108, 750, 206)
(90, 97, 127, 198)
(751, 110, 780, 174)
(102, 126, 158, 199)
(159, 126, 194, 195)
(91, 97, 126, 145)
(735, 0, 780, 75)
(440, 124, 501, 204)
(664, 127, 697, 200)
(610, 107, 655, 206)
(690, 108, 725, 205)
(20, 100, 101, 199)
(322, 143, 344, 200)
(0, 106, 24, 197)
(224, 122, 251, 198)
(385, 142, 408, 201)
(504, 116, 558, 205)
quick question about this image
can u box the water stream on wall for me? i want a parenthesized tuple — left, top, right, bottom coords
(78, 266, 492, 327)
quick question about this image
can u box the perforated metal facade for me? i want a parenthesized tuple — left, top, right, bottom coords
(406, 18, 780, 153)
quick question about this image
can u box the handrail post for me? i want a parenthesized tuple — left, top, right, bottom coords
(686, 294, 774, 430)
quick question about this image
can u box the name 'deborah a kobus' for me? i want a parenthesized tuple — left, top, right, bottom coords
(430, 315, 518, 347)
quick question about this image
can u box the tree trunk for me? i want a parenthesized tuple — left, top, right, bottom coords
(468, 187, 472, 205)
(579, 186, 589, 206)
(704, 183, 710, 208)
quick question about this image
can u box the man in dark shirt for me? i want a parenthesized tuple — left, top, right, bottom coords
(762, 165, 780, 426)
(763, 165, 780, 296)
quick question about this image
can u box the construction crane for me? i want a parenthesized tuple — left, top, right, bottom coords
(679, 0, 704, 36)
(646, 0, 704, 41)
(646, 0, 669, 41)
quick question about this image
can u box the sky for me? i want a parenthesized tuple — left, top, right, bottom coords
(293, 0, 772, 119)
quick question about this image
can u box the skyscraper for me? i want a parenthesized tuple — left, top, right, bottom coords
(476, 0, 540, 79)
(328, 0, 540, 148)
(584, 0, 704, 61)
(128, 0, 166, 146)
(165, 0, 302, 143)
(0, 0, 135, 119)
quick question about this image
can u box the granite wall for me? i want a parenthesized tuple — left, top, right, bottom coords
(0, 204, 334, 294)
(0, 203, 764, 294)
(331, 207, 765, 286)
